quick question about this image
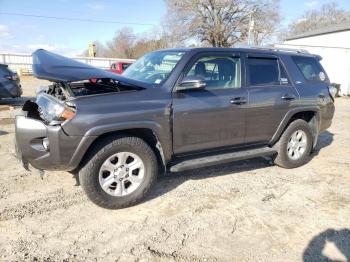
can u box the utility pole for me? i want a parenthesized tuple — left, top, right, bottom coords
(88, 43, 96, 57)
(247, 8, 256, 46)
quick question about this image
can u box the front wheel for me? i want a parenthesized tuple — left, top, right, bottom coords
(274, 119, 313, 169)
(79, 136, 158, 209)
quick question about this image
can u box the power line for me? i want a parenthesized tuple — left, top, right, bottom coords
(0, 12, 156, 26)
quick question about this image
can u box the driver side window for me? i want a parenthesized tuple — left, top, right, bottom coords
(185, 56, 241, 89)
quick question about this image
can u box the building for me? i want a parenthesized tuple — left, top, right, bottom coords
(279, 22, 350, 96)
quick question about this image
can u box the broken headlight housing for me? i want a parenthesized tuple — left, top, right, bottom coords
(36, 93, 76, 124)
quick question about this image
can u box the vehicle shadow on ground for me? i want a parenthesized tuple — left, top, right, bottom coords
(311, 130, 334, 158)
(146, 130, 335, 202)
(303, 228, 350, 262)
(0, 130, 9, 136)
(146, 157, 272, 201)
(0, 96, 34, 107)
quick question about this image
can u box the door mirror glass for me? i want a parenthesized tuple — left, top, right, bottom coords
(177, 76, 206, 91)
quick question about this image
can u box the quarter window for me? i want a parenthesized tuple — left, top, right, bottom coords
(247, 57, 290, 86)
(292, 56, 326, 82)
(185, 56, 241, 89)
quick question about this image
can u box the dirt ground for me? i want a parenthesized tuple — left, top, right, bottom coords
(0, 76, 349, 262)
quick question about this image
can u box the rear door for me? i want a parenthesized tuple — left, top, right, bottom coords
(244, 53, 299, 144)
(172, 52, 248, 154)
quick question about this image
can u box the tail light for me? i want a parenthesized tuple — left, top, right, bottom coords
(328, 85, 338, 99)
(6, 74, 18, 81)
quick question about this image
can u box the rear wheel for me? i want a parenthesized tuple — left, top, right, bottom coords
(274, 119, 313, 169)
(79, 136, 158, 209)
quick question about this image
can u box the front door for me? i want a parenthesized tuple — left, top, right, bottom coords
(172, 52, 247, 155)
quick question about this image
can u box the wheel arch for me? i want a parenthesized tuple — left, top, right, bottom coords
(72, 126, 169, 175)
(270, 107, 321, 147)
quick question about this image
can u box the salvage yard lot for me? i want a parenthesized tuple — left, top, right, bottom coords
(0, 77, 349, 261)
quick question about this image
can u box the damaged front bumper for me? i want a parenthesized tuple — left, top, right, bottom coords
(15, 115, 95, 172)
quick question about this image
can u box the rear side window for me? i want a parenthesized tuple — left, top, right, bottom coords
(247, 57, 290, 86)
(292, 56, 326, 82)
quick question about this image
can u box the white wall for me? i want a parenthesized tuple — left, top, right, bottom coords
(279, 30, 350, 95)
(0, 53, 135, 75)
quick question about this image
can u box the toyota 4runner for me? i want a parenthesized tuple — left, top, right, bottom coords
(15, 48, 335, 209)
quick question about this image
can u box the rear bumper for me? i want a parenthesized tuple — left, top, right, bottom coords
(15, 115, 96, 171)
(320, 101, 335, 132)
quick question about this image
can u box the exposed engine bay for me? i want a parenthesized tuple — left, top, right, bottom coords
(23, 79, 141, 125)
(44, 79, 140, 101)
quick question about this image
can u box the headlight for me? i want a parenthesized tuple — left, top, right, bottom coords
(36, 94, 76, 123)
(47, 102, 76, 121)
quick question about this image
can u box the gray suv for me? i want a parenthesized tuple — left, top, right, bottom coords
(15, 48, 335, 209)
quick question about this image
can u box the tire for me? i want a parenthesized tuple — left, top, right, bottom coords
(79, 136, 158, 209)
(274, 119, 313, 169)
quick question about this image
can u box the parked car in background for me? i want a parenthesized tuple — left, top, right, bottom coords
(15, 48, 335, 209)
(0, 64, 22, 99)
(110, 61, 132, 74)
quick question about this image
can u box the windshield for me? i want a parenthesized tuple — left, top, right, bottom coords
(122, 51, 185, 85)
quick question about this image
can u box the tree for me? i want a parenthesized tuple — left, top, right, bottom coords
(288, 2, 350, 36)
(103, 27, 170, 59)
(106, 27, 136, 58)
(132, 37, 168, 58)
(164, 0, 280, 47)
(249, 0, 280, 45)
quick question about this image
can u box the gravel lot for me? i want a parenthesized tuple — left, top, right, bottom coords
(0, 77, 349, 261)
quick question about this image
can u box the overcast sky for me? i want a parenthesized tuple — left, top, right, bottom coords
(0, 0, 349, 56)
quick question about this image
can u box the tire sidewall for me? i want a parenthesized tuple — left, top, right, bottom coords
(276, 120, 313, 168)
(80, 137, 157, 208)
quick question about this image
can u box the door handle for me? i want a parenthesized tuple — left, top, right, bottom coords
(318, 93, 325, 99)
(230, 97, 247, 105)
(281, 94, 296, 101)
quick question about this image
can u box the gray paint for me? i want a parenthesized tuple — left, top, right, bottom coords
(15, 48, 335, 172)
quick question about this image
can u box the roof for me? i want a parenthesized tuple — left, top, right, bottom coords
(157, 47, 315, 56)
(286, 22, 350, 41)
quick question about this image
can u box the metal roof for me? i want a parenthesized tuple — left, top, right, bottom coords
(286, 22, 350, 40)
(158, 47, 316, 57)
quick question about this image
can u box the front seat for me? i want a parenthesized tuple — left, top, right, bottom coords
(194, 62, 206, 78)
(218, 59, 236, 88)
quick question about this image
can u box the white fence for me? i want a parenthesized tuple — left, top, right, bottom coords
(0, 53, 135, 75)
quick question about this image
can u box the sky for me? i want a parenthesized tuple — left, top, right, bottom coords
(0, 0, 350, 56)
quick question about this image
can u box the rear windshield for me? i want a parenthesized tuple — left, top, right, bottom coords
(292, 56, 327, 83)
(0, 66, 12, 77)
(122, 63, 131, 70)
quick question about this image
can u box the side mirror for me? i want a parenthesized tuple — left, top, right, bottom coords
(177, 76, 206, 91)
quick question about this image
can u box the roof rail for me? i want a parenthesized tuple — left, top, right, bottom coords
(272, 47, 310, 54)
(238, 45, 310, 54)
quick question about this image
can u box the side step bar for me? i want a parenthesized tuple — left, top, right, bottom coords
(170, 147, 276, 172)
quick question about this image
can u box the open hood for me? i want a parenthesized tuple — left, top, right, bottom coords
(32, 49, 145, 86)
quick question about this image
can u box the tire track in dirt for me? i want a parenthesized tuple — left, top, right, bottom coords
(0, 189, 86, 221)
